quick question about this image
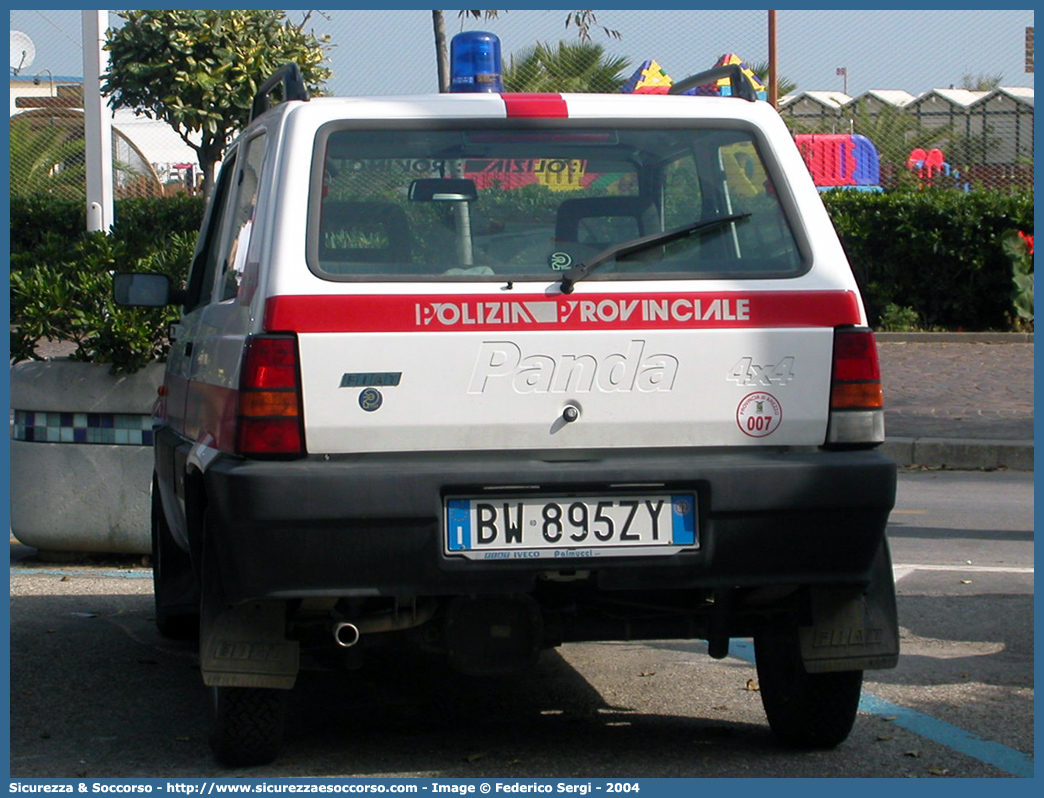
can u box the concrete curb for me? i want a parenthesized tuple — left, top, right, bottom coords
(881, 437, 1034, 471)
(876, 332, 1033, 344)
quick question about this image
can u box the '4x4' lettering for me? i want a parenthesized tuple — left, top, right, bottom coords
(727, 357, 796, 387)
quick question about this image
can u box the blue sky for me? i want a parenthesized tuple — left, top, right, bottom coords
(10, 8, 1036, 98)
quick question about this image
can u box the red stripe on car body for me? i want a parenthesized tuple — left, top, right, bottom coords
(264, 291, 861, 334)
(502, 93, 569, 118)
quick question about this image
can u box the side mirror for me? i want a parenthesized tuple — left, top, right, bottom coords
(113, 272, 184, 307)
(408, 178, 478, 202)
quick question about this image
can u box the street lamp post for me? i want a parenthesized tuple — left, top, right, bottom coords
(837, 66, 848, 95)
(33, 68, 55, 96)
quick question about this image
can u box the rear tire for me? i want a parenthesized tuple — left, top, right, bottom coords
(151, 480, 200, 640)
(209, 686, 285, 767)
(754, 626, 863, 749)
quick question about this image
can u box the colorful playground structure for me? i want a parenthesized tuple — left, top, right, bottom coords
(793, 134, 882, 191)
(906, 147, 970, 191)
(622, 53, 767, 100)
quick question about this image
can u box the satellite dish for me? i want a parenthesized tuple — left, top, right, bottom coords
(10, 30, 36, 74)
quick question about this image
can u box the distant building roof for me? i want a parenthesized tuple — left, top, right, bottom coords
(783, 86, 1033, 114)
(778, 90, 852, 111)
(850, 89, 918, 108)
(109, 109, 199, 167)
(976, 86, 1035, 108)
(911, 88, 990, 109)
(9, 74, 82, 83)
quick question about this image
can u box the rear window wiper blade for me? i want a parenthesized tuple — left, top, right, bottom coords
(559, 212, 751, 294)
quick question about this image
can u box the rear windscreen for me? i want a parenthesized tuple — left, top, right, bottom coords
(309, 124, 804, 282)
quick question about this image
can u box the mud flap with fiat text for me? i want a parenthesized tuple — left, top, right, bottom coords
(798, 538, 900, 673)
(199, 527, 299, 690)
(200, 599, 300, 689)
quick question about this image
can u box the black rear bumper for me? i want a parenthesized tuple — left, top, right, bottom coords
(193, 444, 897, 604)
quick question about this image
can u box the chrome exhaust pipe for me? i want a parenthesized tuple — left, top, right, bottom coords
(332, 621, 361, 648)
(331, 598, 439, 648)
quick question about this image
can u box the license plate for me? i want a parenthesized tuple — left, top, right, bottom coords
(444, 493, 697, 560)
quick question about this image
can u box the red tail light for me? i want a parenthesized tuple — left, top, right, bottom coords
(236, 335, 305, 457)
(831, 329, 883, 409)
(827, 328, 885, 446)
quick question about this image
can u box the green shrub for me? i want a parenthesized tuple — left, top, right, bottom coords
(10, 195, 202, 374)
(112, 195, 206, 258)
(9, 196, 86, 254)
(10, 195, 204, 258)
(877, 303, 921, 332)
(822, 187, 1034, 331)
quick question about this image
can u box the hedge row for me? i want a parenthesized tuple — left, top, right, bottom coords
(10, 195, 205, 261)
(822, 189, 1033, 331)
(10, 188, 1035, 333)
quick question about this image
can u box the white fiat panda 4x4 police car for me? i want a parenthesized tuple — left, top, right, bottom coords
(116, 61, 898, 766)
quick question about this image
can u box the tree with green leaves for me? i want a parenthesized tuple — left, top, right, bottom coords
(503, 41, 630, 93)
(960, 72, 1003, 91)
(9, 116, 86, 198)
(102, 10, 330, 198)
(9, 115, 143, 199)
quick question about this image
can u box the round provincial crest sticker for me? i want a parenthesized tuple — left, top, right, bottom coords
(736, 391, 783, 438)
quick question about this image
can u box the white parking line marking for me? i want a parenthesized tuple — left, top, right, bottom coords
(892, 563, 1033, 582)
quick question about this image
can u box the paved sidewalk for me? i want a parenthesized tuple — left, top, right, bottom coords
(876, 335, 1034, 470)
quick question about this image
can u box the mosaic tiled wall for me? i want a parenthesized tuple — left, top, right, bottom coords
(11, 411, 154, 446)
